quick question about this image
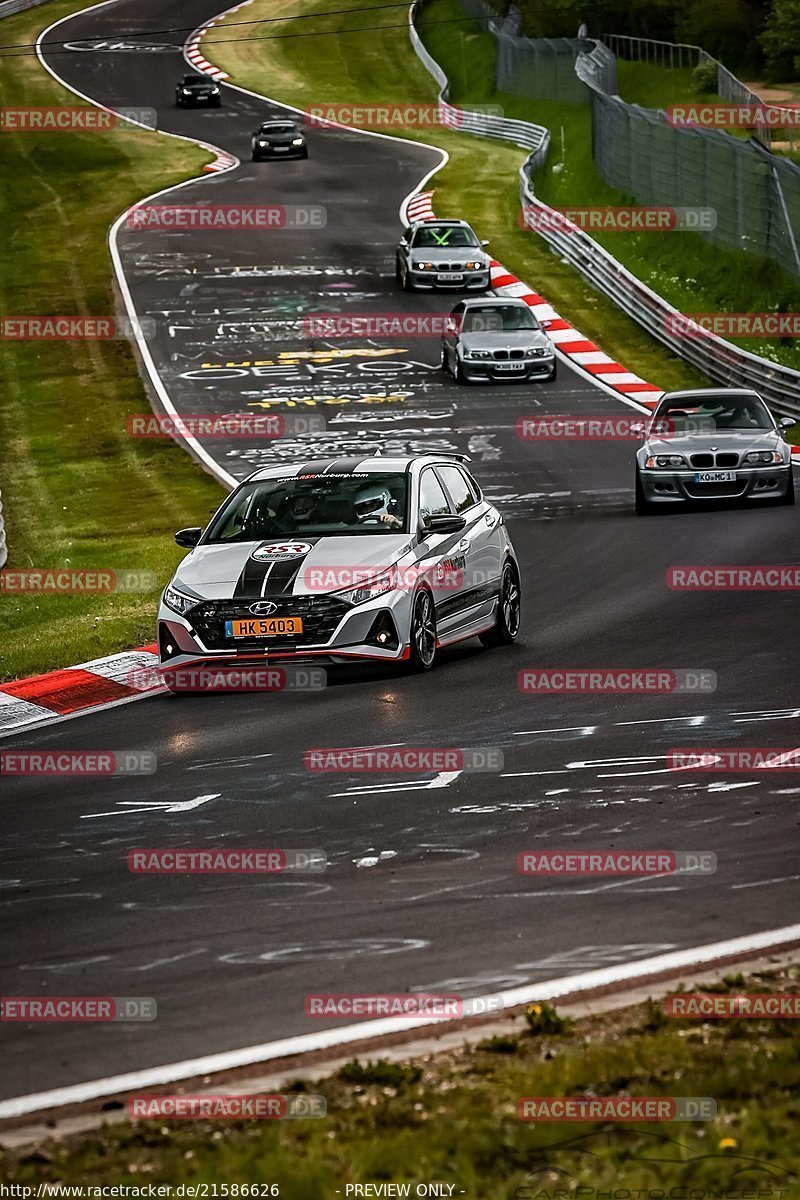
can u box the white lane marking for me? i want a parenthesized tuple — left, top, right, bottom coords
(731, 873, 800, 890)
(132, 949, 208, 972)
(19, 956, 110, 972)
(80, 794, 219, 820)
(354, 851, 398, 868)
(4, 922, 798, 1119)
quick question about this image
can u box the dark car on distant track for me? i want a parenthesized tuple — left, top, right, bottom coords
(175, 74, 221, 108)
(251, 119, 308, 160)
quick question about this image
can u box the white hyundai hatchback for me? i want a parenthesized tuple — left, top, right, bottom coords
(158, 454, 521, 683)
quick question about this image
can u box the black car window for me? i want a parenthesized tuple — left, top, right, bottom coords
(437, 466, 477, 514)
(419, 469, 451, 522)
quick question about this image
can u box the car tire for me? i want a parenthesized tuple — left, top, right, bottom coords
(406, 589, 437, 672)
(479, 561, 521, 647)
(395, 257, 402, 282)
(440, 344, 450, 373)
(546, 360, 558, 382)
(635, 469, 652, 515)
(779, 467, 795, 505)
(212, 97, 221, 107)
(401, 264, 414, 292)
(454, 357, 470, 385)
(301, 149, 308, 159)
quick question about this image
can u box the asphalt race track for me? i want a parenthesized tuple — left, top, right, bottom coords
(1, 0, 798, 1105)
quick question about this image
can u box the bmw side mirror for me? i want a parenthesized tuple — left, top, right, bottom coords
(481, 239, 490, 246)
(425, 514, 467, 535)
(174, 527, 202, 548)
(539, 318, 552, 329)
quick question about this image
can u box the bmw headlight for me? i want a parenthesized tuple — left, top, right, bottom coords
(528, 347, 548, 357)
(645, 454, 686, 468)
(465, 349, 491, 359)
(211, 86, 220, 93)
(258, 139, 268, 146)
(337, 568, 399, 606)
(182, 88, 191, 95)
(292, 137, 304, 146)
(414, 261, 434, 270)
(465, 261, 484, 270)
(745, 450, 783, 464)
(163, 584, 197, 615)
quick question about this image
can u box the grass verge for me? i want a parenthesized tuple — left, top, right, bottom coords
(2, 967, 798, 1191)
(0, 0, 226, 682)
(209, 0, 707, 396)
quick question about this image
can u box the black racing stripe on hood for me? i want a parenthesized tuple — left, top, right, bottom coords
(325, 458, 370, 474)
(297, 459, 337, 476)
(233, 539, 321, 599)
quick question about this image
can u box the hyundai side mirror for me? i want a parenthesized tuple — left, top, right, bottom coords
(174, 527, 202, 548)
(424, 514, 467, 535)
(779, 416, 797, 429)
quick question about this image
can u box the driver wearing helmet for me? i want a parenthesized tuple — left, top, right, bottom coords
(353, 484, 403, 529)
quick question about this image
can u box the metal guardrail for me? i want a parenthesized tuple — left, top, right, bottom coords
(408, 0, 550, 156)
(0, 0, 52, 17)
(0, 490, 7, 569)
(408, 0, 800, 420)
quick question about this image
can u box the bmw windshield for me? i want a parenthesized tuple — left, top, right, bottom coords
(204, 474, 410, 542)
(461, 304, 539, 333)
(412, 225, 479, 248)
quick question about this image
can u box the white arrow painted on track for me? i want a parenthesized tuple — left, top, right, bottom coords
(81, 794, 220, 819)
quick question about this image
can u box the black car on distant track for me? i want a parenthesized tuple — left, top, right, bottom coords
(251, 119, 308, 160)
(175, 74, 222, 108)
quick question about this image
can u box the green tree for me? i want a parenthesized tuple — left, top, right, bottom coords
(760, 0, 800, 79)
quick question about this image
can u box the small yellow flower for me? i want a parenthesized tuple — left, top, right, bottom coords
(528, 1003, 542, 1015)
(718, 1137, 738, 1150)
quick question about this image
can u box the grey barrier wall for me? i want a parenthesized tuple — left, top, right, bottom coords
(0, 0, 52, 16)
(409, 0, 800, 419)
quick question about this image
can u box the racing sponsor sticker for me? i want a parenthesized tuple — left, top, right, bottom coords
(251, 542, 313, 561)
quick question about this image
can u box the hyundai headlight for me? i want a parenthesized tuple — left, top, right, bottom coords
(745, 450, 782, 464)
(337, 568, 399, 606)
(645, 454, 686, 468)
(163, 584, 197, 615)
(182, 88, 191, 95)
(258, 139, 268, 146)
